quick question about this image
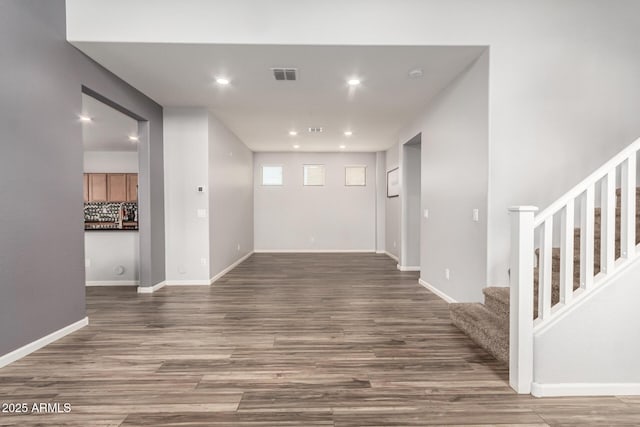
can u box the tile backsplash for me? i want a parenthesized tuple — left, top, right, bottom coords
(84, 202, 138, 223)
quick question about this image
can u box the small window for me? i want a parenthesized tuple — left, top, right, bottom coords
(303, 164, 325, 186)
(345, 166, 366, 186)
(262, 165, 283, 186)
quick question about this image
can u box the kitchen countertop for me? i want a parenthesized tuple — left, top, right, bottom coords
(85, 222, 138, 231)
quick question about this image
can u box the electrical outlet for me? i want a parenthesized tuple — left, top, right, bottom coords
(473, 208, 479, 222)
(200, 258, 207, 266)
(197, 209, 207, 218)
(393, 241, 397, 248)
(178, 265, 187, 274)
(445, 268, 450, 280)
(310, 236, 315, 243)
(85, 258, 91, 268)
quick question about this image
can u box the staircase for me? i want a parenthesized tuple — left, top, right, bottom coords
(450, 187, 640, 366)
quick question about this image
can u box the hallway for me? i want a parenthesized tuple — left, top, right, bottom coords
(0, 253, 638, 426)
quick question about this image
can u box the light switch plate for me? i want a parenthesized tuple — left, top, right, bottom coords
(424, 209, 429, 219)
(473, 209, 479, 222)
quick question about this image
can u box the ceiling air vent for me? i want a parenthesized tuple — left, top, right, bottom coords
(272, 68, 297, 81)
(308, 127, 323, 133)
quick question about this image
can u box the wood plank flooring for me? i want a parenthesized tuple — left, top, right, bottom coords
(1, 253, 639, 426)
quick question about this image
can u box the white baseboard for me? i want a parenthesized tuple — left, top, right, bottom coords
(86, 280, 139, 287)
(137, 280, 166, 294)
(0, 317, 88, 369)
(164, 280, 210, 286)
(383, 251, 399, 262)
(210, 251, 254, 284)
(397, 264, 420, 272)
(418, 278, 457, 303)
(159, 252, 255, 289)
(376, 250, 385, 254)
(532, 382, 640, 397)
(253, 249, 376, 253)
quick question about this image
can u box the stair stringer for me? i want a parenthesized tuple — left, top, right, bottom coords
(531, 245, 640, 397)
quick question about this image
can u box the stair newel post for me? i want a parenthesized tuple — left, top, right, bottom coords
(508, 206, 538, 394)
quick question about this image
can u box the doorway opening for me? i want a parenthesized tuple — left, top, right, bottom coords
(81, 92, 140, 287)
(401, 133, 422, 270)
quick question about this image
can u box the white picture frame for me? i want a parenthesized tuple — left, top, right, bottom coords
(387, 167, 400, 197)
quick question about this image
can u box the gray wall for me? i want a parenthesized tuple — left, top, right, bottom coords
(0, 0, 164, 357)
(163, 109, 254, 283)
(399, 51, 489, 302)
(208, 112, 254, 276)
(254, 152, 377, 251)
(385, 146, 401, 259)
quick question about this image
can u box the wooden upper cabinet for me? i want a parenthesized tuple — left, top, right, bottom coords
(85, 173, 139, 202)
(88, 173, 108, 202)
(126, 174, 138, 202)
(107, 174, 127, 202)
(83, 174, 89, 203)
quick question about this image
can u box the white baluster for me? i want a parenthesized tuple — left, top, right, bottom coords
(559, 200, 574, 304)
(508, 206, 538, 394)
(601, 171, 616, 275)
(538, 217, 553, 320)
(621, 155, 636, 259)
(580, 187, 595, 290)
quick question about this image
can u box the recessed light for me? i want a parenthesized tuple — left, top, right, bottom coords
(339, 145, 346, 149)
(347, 78, 361, 86)
(216, 77, 230, 85)
(289, 130, 298, 136)
(408, 68, 424, 79)
(344, 131, 353, 136)
(79, 115, 92, 122)
(293, 144, 300, 149)
(129, 136, 139, 142)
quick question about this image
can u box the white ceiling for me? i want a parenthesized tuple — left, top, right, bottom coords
(73, 43, 485, 152)
(82, 93, 139, 152)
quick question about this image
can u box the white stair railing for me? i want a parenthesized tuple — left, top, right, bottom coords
(509, 137, 640, 394)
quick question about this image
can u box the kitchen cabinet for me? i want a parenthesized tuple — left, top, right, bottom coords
(84, 173, 139, 202)
(126, 174, 138, 202)
(107, 174, 127, 202)
(88, 173, 108, 202)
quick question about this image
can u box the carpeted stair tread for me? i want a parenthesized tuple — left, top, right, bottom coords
(483, 287, 509, 320)
(448, 186, 640, 366)
(450, 303, 508, 364)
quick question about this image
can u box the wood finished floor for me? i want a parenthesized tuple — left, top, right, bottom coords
(1, 253, 639, 426)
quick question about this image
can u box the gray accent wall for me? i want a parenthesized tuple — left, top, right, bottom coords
(0, 0, 164, 357)
(254, 152, 377, 251)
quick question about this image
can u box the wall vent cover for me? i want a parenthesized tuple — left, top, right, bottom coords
(308, 127, 323, 133)
(272, 68, 297, 81)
